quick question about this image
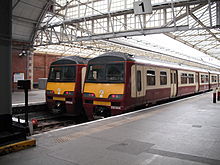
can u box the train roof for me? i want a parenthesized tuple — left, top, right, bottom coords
(89, 52, 135, 63)
(209, 70, 220, 75)
(51, 56, 89, 65)
(90, 51, 220, 74)
(135, 56, 220, 74)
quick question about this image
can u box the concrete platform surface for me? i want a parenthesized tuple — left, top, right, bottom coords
(12, 90, 45, 105)
(2, 92, 220, 165)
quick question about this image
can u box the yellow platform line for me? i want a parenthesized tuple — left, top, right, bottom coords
(0, 139, 36, 156)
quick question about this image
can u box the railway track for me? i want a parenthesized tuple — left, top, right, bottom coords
(33, 116, 77, 134)
(12, 104, 85, 134)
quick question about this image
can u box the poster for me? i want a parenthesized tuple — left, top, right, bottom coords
(14, 73, 24, 82)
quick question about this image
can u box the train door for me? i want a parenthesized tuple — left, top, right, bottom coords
(170, 70, 177, 97)
(131, 65, 136, 98)
(219, 75, 220, 87)
(81, 66, 87, 93)
(136, 65, 145, 98)
(208, 72, 211, 89)
(195, 72, 199, 92)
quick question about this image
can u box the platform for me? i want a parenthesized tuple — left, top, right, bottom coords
(12, 89, 45, 106)
(1, 92, 220, 165)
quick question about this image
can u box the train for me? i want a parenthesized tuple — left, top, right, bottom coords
(82, 52, 220, 120)
(46, 56, 88, 116)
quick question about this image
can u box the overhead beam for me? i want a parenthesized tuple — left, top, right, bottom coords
(217, 1, 220, 26)
(35, 0, 219, 46)
(175, 33, 220, 37)
(165, 33, 208, 54)
(35, 25, 189, 46)
(190, 13, 220, 43)
(34, 0, 220, 59)
(54, 0, 102, 12)
(12, 0, 21, 10)
(30, 1, 52, 44)
(163, 4, 206, 27)
(74, 25, 189, 42)
(41, 0, 216, 29)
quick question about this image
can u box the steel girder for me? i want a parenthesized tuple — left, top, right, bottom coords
(34, 0, 219, 46)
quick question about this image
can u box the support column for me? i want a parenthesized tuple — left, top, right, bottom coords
(27, 51, 34, 89)
(0, 0, 12, 131)
(217, 1, 220, 26)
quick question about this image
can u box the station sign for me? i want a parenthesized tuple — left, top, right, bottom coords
(17, 80, 31, 90)
(133, 0, 152, 15)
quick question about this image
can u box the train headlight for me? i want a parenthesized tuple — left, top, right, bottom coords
(83, 93, 96, 98)
(108, 94, 123, 100)
(63, 91, 74, 96)
(46, 90, 54, 94)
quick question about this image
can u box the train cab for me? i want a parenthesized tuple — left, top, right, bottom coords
(46, 56, 88, 116)
(83, 52, 131, 120)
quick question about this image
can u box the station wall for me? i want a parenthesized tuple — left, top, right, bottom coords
(12, 48, 27, 91)
(33, 53, 61, 86)
(12, 47, 61, 90)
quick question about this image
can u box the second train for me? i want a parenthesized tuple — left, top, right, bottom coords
(46, 52, 220, 120)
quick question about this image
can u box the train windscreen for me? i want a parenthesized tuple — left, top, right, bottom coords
(48, 65, 76, 82)
(86, 63, 124, 83)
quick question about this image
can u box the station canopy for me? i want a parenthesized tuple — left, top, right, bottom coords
(12, 0, 220, 71)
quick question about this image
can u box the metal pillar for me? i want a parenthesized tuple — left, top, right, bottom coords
(0, 0, 12, 131)
(217, 1, 220, 26)
(27, 51, 34, 89)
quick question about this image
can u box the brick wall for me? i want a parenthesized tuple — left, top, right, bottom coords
(12, 48, 28, 90)
(12, 49, 27, 78)
(33, 53, 61, 84)
(11, 49, 61, 89)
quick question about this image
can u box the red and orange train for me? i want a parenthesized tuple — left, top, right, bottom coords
(46, 52, 220, 120)
(46, 56, 87, 116)
(83, 52, 220, 120)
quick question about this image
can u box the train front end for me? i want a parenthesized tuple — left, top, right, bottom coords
(83, 52, 130, 120)
(46, 57, 87, 116)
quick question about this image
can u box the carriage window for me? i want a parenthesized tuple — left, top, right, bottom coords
(188, 74, 194, 84)
(212, 76, 217, 82)
(147, 70, 155, 86)
(201, 74, 208, 83)
(48, 66, 76, 82)
(160, 71, 167, 85)
(206, 75, 209, 83)
(137, 71, 142, 91)
(181, 73, 188, 84)
(201, 75, 205, 83)
(106, 64, 124, 81)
